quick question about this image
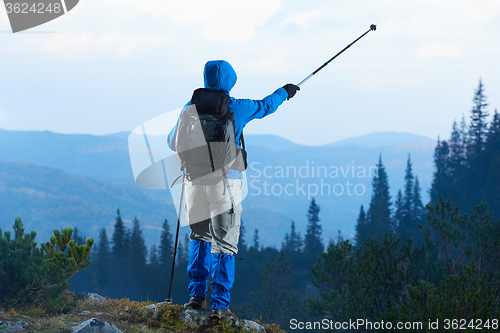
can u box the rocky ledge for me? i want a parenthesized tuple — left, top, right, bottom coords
(0, 293, 274, 333)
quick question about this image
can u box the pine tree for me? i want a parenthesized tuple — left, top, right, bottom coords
(282, 234, 290, 250)
(128, 217, 148, 300)
(72, 228, 86, 246)
(253, 229, 260, 250)
(184, 233, 190, 258)
(149, 245, 160, 267)
(430, 139, 450, 204)
(393, 190, 404, 235)
(355, 205, 368, 246)
(123, 225, 132, 296)
(112, 210, 126, 258)
(412, 177, 426, 246)
(250, 252, 295, 325)
(124, 228, 131, 256)
(468, 79, 489, 163)
(110, 209, 129, 298)
(238, 220, 248, 253)
(159, 219, 173, 269)
(146, 244, 161, 301)
(304, 198, 323, 255)
(366, 156, 392, 241)
(429, 83, 498, 216)
(449, 121, 464, 178)
(483, 109, 500, 213)
(397, 156, 419, 242)
(466, 79, 490, 206)
(178, 234, 190, 264)
(0, 219, 93, 311)
(445, 120, 468, 206)
(282, 221, 303, 252)
(484, 109, 500, 157)
(336, 230, 344, 244)
(171, 233, 190, 302)
(409, 197, 500, 322)
(92, 228, 111, 295)
(403, 155, 414, 216)
(68, 228, 93, 292)
(460, 115, 469, 161)
(157, 219, 173, 298)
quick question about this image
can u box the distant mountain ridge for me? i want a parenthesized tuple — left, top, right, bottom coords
(326, 131, 434, 148)
(100, 131, 435, 151)
(0, 128, 436, 248)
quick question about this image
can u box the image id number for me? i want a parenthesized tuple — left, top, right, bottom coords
(5, 2, 62, 14)
(443, 318, 498, 330)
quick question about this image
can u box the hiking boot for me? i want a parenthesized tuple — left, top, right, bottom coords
(210, 308, 233, 320)
(187, 296, 206, 310)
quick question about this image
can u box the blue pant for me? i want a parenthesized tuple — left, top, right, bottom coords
(187, 240, 235, 309)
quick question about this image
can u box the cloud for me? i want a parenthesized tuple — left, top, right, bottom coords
(415, 41, 462, 60)
(416, 0, 500, 22)
(39, 32, 169, 57)
(103, 0, 282, 43)
(282, 9, 323, 27)
(243, 56, 291, 73)
(0, 7, 8, 24)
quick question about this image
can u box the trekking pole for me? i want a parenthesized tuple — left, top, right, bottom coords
(166, 174, 186, 303)
(297, 24, 376, 87)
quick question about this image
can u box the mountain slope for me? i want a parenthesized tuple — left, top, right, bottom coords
(244, 134, 304, 151)
(0, 160, 177, 247)
(0, 129, 133, 184)
(0, 129, 436, 247)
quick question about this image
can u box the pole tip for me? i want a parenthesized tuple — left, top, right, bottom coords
(370, 24, 377, 31)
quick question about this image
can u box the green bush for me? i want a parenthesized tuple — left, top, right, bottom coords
(309, 197, 500, 332)
(0, 218, 93, 313)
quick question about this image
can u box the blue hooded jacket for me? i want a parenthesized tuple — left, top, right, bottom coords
(168, 60, 288, 179)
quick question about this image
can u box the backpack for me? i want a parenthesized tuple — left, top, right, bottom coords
(175, 88, 246, 184)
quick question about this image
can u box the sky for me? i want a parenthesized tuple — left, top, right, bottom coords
(0, 0, 499, 146)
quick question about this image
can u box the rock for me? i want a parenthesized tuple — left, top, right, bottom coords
(235, 319, 266, 332)
(78, 311, 91, 316)
(144, 303, 160, 312)
(139, 302, 264, 332)
(179, 308, 209, 327)
(0, 320, 31, 332)
(71, 318, 122, 333)
(0, 312, 11, 319)
(74, 293, 107, 303)
(178, 306, 265, 332)
(138, 301, 169, 316)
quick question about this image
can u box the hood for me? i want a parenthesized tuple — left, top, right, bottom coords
(203, 60, 237, 94)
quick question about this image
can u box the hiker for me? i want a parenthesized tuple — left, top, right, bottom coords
(167, 60, 299, 319)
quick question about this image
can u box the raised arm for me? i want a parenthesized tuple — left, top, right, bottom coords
(232, 84, 298, 124)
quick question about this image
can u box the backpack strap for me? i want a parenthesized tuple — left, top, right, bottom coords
(239, 132, 245, 150)
(221, 170, 235, 213)
(232, 131, 247, 171)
